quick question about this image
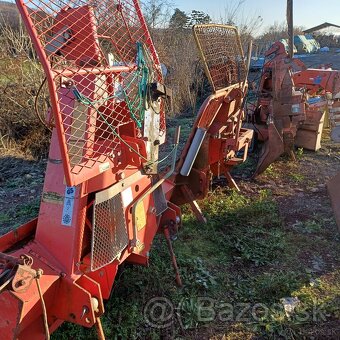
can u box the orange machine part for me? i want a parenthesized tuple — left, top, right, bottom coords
(0, 14, 254, 340)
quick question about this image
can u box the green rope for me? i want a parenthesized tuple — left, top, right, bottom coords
(72, 89, 175, 167)
(72, 71, 140, 106)
(73, 42, 149, 128)
(120, 42, 149, 128)
(70, 42, 174, 166)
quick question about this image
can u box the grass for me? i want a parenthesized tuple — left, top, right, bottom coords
(0, 57, 42, 85)
(0, 163, 44, 233)
(289, 173, 305, 183)
(52, 188, 339, 339)
(0, 199, 40, 232)
(292, 218, 324, 234)
(263, 164, 279, 178)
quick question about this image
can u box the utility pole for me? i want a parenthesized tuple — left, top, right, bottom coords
(287, 0, 294, 58)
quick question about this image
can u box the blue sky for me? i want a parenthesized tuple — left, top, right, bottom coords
(177, 0, 340, 34)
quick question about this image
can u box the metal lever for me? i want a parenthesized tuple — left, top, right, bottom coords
(131, 126, 181, 249)
(180, 127, 207, 177)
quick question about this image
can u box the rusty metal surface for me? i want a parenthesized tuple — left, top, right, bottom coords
(11, 264, 36, 293)
(0, 254, 36, 294)
(251, 42, 305, 175)
(252, 40, 340, 175)
(254, 121, 285, 176)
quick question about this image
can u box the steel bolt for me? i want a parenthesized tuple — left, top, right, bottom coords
(81, 306, 89, 319)
(149, 207, 156, 214)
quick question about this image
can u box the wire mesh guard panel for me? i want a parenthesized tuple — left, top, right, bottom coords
(91, 192, 128, 271)
(193, 25, 246, 92)
(17, 0, 164, 183)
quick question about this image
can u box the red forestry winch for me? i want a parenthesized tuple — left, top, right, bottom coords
(248, 41, 340, 175)
(0, 1, 253, 338)
(247, 39, 340, 232)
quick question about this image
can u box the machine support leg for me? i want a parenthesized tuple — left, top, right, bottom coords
(225, 171, 240, 192)
(163, 227, 182, 287)
(95, 317, 106, 340)
(189, 200, 207, 224)
(283, 130, 296, 161)
(180, 186, 207, 223)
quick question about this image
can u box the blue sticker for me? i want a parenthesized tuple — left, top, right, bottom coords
(62, 186, 76, 226)
(314, 76, 322, 85)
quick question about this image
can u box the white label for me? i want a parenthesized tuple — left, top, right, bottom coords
(99, 162, 110, 173)
(292, 104, 300, 113)
(62, 186, 76, 226)
(121, 187, 133, 208)
(146, 141, 152, 154)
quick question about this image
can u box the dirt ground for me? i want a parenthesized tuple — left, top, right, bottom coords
(236, 130, 340, 221)
(296, 50, 340, 69)
(0, 152, 46, 234)
(241, 128, 340, 266)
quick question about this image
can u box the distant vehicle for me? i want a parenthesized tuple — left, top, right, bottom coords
(249, 57, 265, 71)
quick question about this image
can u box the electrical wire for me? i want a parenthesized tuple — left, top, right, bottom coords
(34, 77, 53, 132)
(35, 269, 50, 340)
(75, 92, 176, 167)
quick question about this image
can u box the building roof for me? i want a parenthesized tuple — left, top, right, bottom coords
(303, 22, 340, 34)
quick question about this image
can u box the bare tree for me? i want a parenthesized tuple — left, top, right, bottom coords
(0, 14, 33, 57)
(218, 0, 264, 46)
(258, 21, 305, 48)
(141, 0, 173, 29)
(0, 16, 49, 156)
(221, 0, 246, 25)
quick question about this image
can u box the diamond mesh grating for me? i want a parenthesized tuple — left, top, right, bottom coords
(17, 0, 165, 184)
(91, 192, 128, 271)
(193, 24, 246, 92)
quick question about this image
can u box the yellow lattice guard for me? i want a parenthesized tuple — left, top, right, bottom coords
(193, 24, 246, 92)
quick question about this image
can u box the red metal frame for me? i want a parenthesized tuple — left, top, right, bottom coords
(169, 85, 253, 207)
(250, 41, 340, 175)
(0, 9, 254, 338)
(16, 0, 164, 187)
